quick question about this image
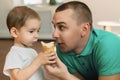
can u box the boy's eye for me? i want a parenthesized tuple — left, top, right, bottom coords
(29, 31, 34, 33)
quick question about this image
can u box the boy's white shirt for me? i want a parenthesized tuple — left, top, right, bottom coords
(3, 45, 44, 80)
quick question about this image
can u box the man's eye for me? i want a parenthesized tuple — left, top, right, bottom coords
(59, 26, 65, 31)
(37, 30, 40, 33)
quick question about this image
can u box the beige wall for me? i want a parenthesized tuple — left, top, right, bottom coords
(0, 0, 120, 38)
(0, 0, 13, 38)
(65, 0, 120, 34)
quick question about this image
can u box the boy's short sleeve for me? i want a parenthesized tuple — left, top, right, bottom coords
(3, 52, 22, 76)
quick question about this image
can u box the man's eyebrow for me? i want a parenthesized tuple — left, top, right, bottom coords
(57, 22, 66, 25)
(52, 21, 66, 25)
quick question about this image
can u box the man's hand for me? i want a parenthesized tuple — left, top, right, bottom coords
(45, 56, 80, 80)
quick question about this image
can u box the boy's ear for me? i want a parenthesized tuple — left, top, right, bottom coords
(10, 27, 18, 38)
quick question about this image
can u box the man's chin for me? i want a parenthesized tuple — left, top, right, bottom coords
(60, 48, 69, 53)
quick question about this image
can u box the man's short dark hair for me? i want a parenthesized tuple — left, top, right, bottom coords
(55, 1, 92, 27)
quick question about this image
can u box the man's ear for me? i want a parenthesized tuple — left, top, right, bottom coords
(10, 27, 18, 38)
(80, 23, 90, 37)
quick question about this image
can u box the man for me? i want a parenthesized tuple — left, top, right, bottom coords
(45, 1, 120, 80)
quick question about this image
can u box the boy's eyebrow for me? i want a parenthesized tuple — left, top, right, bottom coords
(28, 28, 39, 30)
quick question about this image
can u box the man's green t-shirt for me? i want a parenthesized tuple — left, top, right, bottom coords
(56, 28, 120, 80)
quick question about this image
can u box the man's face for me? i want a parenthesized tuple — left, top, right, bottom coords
(52, 9, 84, 53)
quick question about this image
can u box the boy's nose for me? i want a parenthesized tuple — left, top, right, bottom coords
(35, 32, 39, 38)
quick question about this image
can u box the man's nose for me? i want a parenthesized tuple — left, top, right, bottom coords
(52, 29, 60, 39)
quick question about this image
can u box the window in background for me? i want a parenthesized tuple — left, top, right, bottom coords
(23, 0, 64, 5)
(56, 0, 64, 3)
(23, 0, 42, 5)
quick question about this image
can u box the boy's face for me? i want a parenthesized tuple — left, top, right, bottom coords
(14, 18, 41, 47)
